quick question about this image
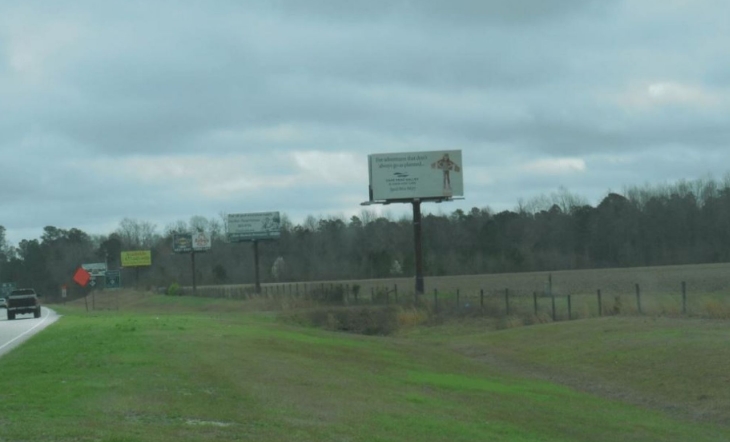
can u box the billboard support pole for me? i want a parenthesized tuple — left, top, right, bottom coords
(191, 251, 197, 295)
(412, 199, 424, 299)
(253, 239, 261, 294)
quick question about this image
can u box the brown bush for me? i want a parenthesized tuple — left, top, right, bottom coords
(294, 306, 403, 335)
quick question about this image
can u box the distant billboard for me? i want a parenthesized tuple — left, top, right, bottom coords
(173, 232, 212, 252)
(192, 231, 212, 251)
(172, 233, 193, 253)
(368, 150, 463, 201)
(227, 212, 281, 242)
(81, 262, 108, 277)
(121, 250, 152, 267)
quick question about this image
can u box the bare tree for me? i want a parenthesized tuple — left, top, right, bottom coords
(117, 218, 158, 249)
(189, 215, 209, 232)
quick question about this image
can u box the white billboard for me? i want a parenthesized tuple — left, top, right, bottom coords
(368, 150, 463, 201)
(81, 262, 107, 277)
(192, 231, 212, 251)
(227, 212, 281, 242)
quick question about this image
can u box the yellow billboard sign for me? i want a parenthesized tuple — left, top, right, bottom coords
(121, 250, 152, 267)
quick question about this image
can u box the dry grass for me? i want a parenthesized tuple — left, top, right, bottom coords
(75, 263, 730, 322)
(396, 307, 429, 328)
(198, 261, 730, 299)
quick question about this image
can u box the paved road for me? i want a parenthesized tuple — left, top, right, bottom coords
(0, 307, 59, 358)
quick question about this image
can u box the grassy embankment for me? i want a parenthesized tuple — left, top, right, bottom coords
(0, 291, 728, 441)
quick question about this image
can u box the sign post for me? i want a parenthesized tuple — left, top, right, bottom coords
(173, 233, 195, 293)
(413, 199, 424, 294)
(73, 267, 91, 311)
(173, 232, 211, 295)
(191, 231, 211, 295)
(363, 150, 464, 299)
(81, 263, 107, 292)
(227, 212, 281, 294)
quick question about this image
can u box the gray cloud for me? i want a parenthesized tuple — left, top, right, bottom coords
(264, 0, 611, 25)
(1, 0, 729, 244)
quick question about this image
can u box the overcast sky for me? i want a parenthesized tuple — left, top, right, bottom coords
(2, 0, 729, 244)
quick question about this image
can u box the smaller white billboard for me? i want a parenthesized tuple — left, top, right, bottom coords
(82, 262, 108, 277)
(227, 212, 281, 242)
(369, 150, 463, 201)
(192, 231, 212, 251)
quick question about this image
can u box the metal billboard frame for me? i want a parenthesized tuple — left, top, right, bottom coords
(364, 150, 465, 299)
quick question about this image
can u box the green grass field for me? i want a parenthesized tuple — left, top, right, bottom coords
(0, 293, 728, 441)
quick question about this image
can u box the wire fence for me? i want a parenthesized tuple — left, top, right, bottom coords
(183, 277, 730, 321)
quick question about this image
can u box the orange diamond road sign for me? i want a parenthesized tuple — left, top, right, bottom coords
(73, 267, 91, 287)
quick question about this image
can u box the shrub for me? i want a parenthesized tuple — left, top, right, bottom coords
(372, 288, 391, 304)
(523, 312, 553, 325)
(167, 283, 181, 296)
(306, 285, 346, 304)
(496, 315, 525, 330)
(703, 300, 730, 319)
(297, 306, 403, 335)
(397, 307, 429, 328)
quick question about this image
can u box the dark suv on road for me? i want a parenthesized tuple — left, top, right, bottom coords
(6, 288, 41, 320)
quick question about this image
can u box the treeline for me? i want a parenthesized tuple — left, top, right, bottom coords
(2, 177, 730, 297)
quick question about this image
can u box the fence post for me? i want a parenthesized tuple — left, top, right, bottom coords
(371, 287, 374, 303)
(568, 295, 572, 320)
(551, 295, 556, 321)
(548, 273, 553, 296)
(434, 289, 438, 311)
(394, 284, 398, 303)
(480, 289, 484, 309)
(505, 288, 510, 316)
(533, 291, 538, 315)
(597, 289, 602, 317)
(635, 283, 642, 314)
(456, 289, 460, 309)
(682, 281, 687, 315)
